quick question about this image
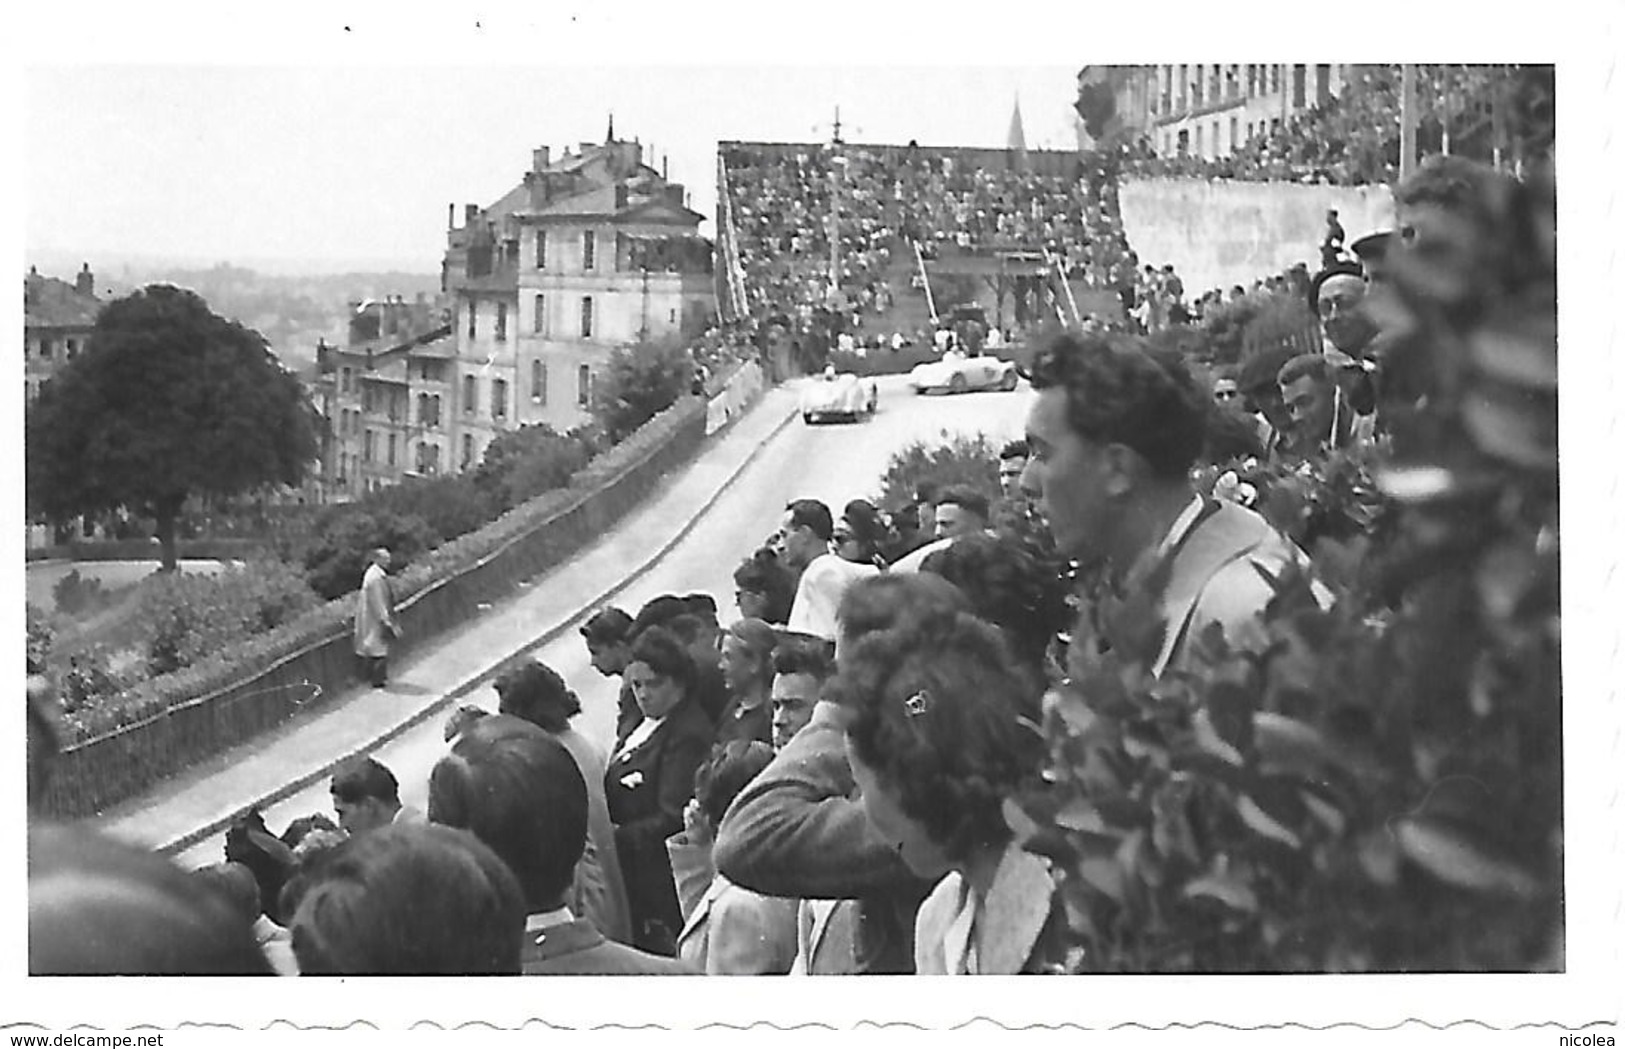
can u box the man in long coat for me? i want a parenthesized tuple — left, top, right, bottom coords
(353, 547, 399, 688)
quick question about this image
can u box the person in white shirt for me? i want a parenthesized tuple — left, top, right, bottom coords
(779, 499, 879, 642)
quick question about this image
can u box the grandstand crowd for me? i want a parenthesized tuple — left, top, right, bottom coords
(27, 62, 1557, 977)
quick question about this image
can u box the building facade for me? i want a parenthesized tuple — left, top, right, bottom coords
(24, 264, 100, 404)
(1079, 64, 1350, 161)
(316, 295, 454, 499)
(442, 132, 715, 472)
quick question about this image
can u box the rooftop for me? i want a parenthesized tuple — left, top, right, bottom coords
(24, 268, 101, 329)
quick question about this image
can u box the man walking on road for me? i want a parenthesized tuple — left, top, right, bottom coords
(354, 547, 400, 689)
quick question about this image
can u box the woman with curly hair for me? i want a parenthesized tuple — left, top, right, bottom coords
(831, 608, 1061, 974)
(492, 658, 631, 946)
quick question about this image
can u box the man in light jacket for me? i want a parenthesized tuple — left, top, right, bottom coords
(353, 547, 400, 688)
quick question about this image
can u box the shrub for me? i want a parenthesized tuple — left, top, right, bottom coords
(137, 561, 321, 677)
(300, 508, 437, 603)
(471, 424, 600, 511)
(364, 474, 497, 545)
(592, 335, 695, 443)
(874, 433, 1003, 513)
(52, 569, 111, 617)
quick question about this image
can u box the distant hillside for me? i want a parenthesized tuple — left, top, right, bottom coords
(30, 257, 443, 371)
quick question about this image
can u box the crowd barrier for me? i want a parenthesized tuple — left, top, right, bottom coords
(41, 392, 729, 819)
(705, 361, 765, 435)
(1118, 178, 1395, 296)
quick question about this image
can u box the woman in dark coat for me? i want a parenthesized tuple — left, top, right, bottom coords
(604, 626, 715, 955)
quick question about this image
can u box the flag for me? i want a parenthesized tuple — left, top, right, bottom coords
(1008, 95, 1029, 172)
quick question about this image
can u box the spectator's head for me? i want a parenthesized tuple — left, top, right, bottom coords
(288, 823, 524, 974)
(30, 823, 271, 974)
(668, 612, 721, 672)
(1326, 208, 1339, 222)
(692, 740, 776, 835)
(189, 861, 263, 928)
(1212, 376, 1241, 406)
(1238, 344, 1297, 432)
(368, 547, 392, 571)
(1395, 153, 1506, 253)
(1023, 332, 1206, 562)
(580, 607, 634, 678)
(838, 499, 890, 565)
(770, 639, 834, 750)
(494, 658, 581, 735)
(428, 714, 588, 914)
(920, 532, 1069, 680)
(830, 610, 1043, 880)
(1277, 353, 1338, 449)
(630, 594, 687, 640)
(780, 499, 834, 570)
(913, 483, 941, 535)
(1310, 261, 1376, 355)
(329, 757, 403, 837)
(280, 813, 341, 852)
(718, 617, 777, 698)
(998, 440, 1030, 499)
(933, 485, 991, 540)
(625, 626, 694, 721)
(733, 547, 795, 625)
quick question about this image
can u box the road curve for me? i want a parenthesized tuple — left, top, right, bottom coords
(174, 375, 1033, 870)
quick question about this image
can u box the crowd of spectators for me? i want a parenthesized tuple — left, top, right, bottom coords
(26, 143, 1549, 978)
(1119, 65, 1550, 187)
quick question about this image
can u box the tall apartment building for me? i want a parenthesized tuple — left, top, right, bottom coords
(441, 130, 715, 472)
(1078, 64, 1350, 162)
(316, 295, 454, 498)
(23, 264, 100, 404)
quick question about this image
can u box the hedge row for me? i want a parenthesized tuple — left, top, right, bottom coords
(42, 393, 715, 818)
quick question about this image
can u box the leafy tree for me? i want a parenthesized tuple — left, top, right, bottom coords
(300, 508, 436, 602)
(875, 434, 1003, 513)
(591, 334, 694, 444)
(364, 474, 496, 545)
(26, 285, 320, 571)
(471, 423, 600, 511)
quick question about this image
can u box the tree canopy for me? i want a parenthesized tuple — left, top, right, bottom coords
(27, 284, 320, 569)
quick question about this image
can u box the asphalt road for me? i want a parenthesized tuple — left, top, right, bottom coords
(176, 375, 1034, 870)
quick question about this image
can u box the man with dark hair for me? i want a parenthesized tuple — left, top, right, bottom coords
(932, 485, 992, 541)
(767, 640, 833, 753)
(1308, 260, 1381, 419)
(1237, 343, 1297, 460)
(330, 756, 422, 837)
(1393, 153, 1504, 254)
(428, 714, 692, 974)
(581, 606, 644, 741)
(780, 498, 879, 642)
(1022, 332, 1314, 676)
(667, 612, 727, 723)
(997, 440, 1029, 500)
(1277, 352, 1374, 457)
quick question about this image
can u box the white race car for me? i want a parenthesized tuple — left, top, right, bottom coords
(801, 369, 879, 423)
(909, 352, 1020, 395)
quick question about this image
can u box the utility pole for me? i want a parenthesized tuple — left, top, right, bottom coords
(828, 105, 844, 305)
(1399, 63, 1417, 182)
(1440, 64, 1452, 157)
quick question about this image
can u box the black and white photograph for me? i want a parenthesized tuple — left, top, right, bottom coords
(9, 3, 1620, 1042)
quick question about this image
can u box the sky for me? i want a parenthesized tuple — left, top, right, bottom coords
(23, 33, 1082, 273)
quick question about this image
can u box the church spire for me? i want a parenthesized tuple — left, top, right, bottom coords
(1007, 94, 1029, 172)
(607, 111, 615, 142)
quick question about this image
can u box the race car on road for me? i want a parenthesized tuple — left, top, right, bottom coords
(801, 369, 879, 423)
(909, 351, 1020, 395)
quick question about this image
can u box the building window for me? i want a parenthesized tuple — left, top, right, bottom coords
(493, 378, 508, 420)
(535, 230, 547, 269)
(461, 433, 475, 469)
(577, 364, 591, 407)
(496, 302, 508, 341)
(387, 433, 397, 467)
(1229, 116, 1239, 153)
(1194, 125, 1203, 156)
(65, 338, 78, 358)
(1269, 65, 1280, 94)
(467, 300, 478, 339)
(463, 374, 477, 415)
(341, 367, 352, 394)
(531, 359, 547, 403)
(364, 430, 376, 463)
(580, 296, 594, 339)
(39, 339, 54, 361)
(582, 230, 596, 272)
(534, 293, 546, 335)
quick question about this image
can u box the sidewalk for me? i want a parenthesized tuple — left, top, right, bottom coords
(96, 384, 802, 856)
